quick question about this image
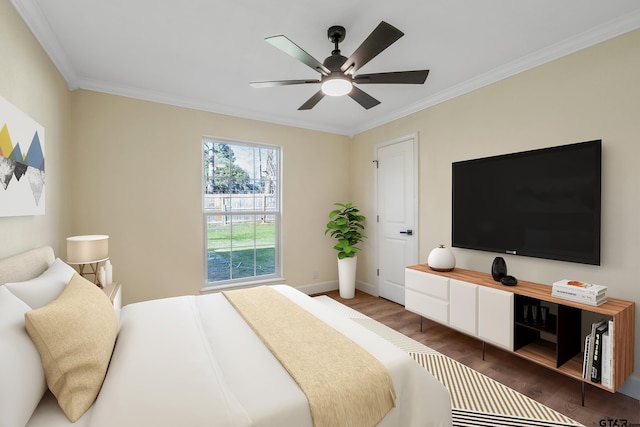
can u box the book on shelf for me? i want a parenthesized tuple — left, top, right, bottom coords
(552, 289, 607, 306)
(590, 322, 608, 383)
(584, 320, 606, 380)
(601, 325, 612, 388)
(552, 279, 607, 296)
(604, 319, 614, 388)
(582, 335, 592, 379)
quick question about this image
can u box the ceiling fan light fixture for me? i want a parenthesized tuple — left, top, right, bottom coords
(253, 22, 428, 109)
(321, 76, 352, 96)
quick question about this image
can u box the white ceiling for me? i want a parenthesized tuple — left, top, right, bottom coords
(12, 0, 640, 136)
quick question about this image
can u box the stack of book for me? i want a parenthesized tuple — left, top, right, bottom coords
(583, 319, 614, 387)
(552, 279, 607, 306)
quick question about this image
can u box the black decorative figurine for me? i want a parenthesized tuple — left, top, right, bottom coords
(491, 257, 507, 281)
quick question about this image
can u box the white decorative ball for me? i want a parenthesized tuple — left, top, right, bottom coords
(427, 245, 456, 271)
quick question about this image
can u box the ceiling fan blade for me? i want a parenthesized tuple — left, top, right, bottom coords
(341, 21, 404, 75)
(353, 70, 429, 85)
(265, 35, 330, 76)
(298, 90, 325, 110)
(348, 86, 380, 110)
(250, 79, 320, 88)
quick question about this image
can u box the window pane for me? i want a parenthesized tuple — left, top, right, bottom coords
(206, 214, 231, 281)
(256, 214, 276, 276)
(203, 139, 279, 286)
(206, 214, 277, 282)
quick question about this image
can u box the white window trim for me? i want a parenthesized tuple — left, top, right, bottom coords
(201, 137, 283, 291)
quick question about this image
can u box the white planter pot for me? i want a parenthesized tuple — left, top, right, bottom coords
(337, 256, 357, 299)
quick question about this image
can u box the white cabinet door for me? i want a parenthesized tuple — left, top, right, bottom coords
(449, 279, 478, 336)
(478, 286, 514, 351)
(404, 269, 449, 324)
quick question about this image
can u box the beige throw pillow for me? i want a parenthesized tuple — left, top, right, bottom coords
(25, 273, 118, 422)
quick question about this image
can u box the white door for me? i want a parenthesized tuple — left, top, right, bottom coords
(376, 136, 418, 305)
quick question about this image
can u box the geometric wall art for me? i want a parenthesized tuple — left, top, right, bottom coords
(0, 95, 45, 217)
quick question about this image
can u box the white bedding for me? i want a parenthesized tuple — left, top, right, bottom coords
(27, 285, 452, 427)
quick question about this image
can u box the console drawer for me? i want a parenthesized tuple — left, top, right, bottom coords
(405, 289, 449, 324)
(405, 268, 449, 300)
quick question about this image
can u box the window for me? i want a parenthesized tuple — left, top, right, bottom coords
(203, 138, 280, 288)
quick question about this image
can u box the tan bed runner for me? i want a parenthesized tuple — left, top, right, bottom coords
(223, 286, 396, 427)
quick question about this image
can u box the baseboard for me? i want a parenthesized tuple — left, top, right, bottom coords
(617, 374, 640, 400)
(296, 280, 377, 297)
(356, 280, 377, 296)
(296, 280, 337, 295)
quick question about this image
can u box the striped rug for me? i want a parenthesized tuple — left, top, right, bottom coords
(313, 295, 584, 427)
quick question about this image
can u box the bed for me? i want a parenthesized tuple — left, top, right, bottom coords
(0, 246, 452, 427)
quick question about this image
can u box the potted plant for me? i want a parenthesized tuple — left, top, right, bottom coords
(325, 202, 366, 298)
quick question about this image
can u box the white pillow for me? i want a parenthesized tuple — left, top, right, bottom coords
(0, 286, 47, 427)
(4, 258, 76, 309)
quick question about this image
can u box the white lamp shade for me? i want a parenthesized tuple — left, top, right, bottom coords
(66, 235, 109, 264)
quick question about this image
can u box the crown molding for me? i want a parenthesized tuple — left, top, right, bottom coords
(350, 10, 640, 137)
(11, 0, 79, 90)
(75, 76, 352, 136)
(12, 1, 640, 137)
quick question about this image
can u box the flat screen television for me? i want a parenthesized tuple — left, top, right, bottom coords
(452, 140, 601, 265)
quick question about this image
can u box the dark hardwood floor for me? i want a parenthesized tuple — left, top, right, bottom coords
(318, 289, 639, 427)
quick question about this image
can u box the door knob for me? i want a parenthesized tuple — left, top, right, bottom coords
(400, 230, 413, 236)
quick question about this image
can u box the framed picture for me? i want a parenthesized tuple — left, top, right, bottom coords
(0, 95, 45, 217)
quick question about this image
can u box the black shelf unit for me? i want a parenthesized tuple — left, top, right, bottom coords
(514, 295, 582, 368)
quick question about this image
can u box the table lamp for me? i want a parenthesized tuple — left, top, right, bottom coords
(66, 235, 109, 287)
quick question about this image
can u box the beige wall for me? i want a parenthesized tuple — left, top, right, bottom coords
(69, 91, 350, 304)
(352, 29, 640, 386)
(0, 0, 72, 259)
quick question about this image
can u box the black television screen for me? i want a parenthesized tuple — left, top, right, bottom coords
(452, 140, 601, 265)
